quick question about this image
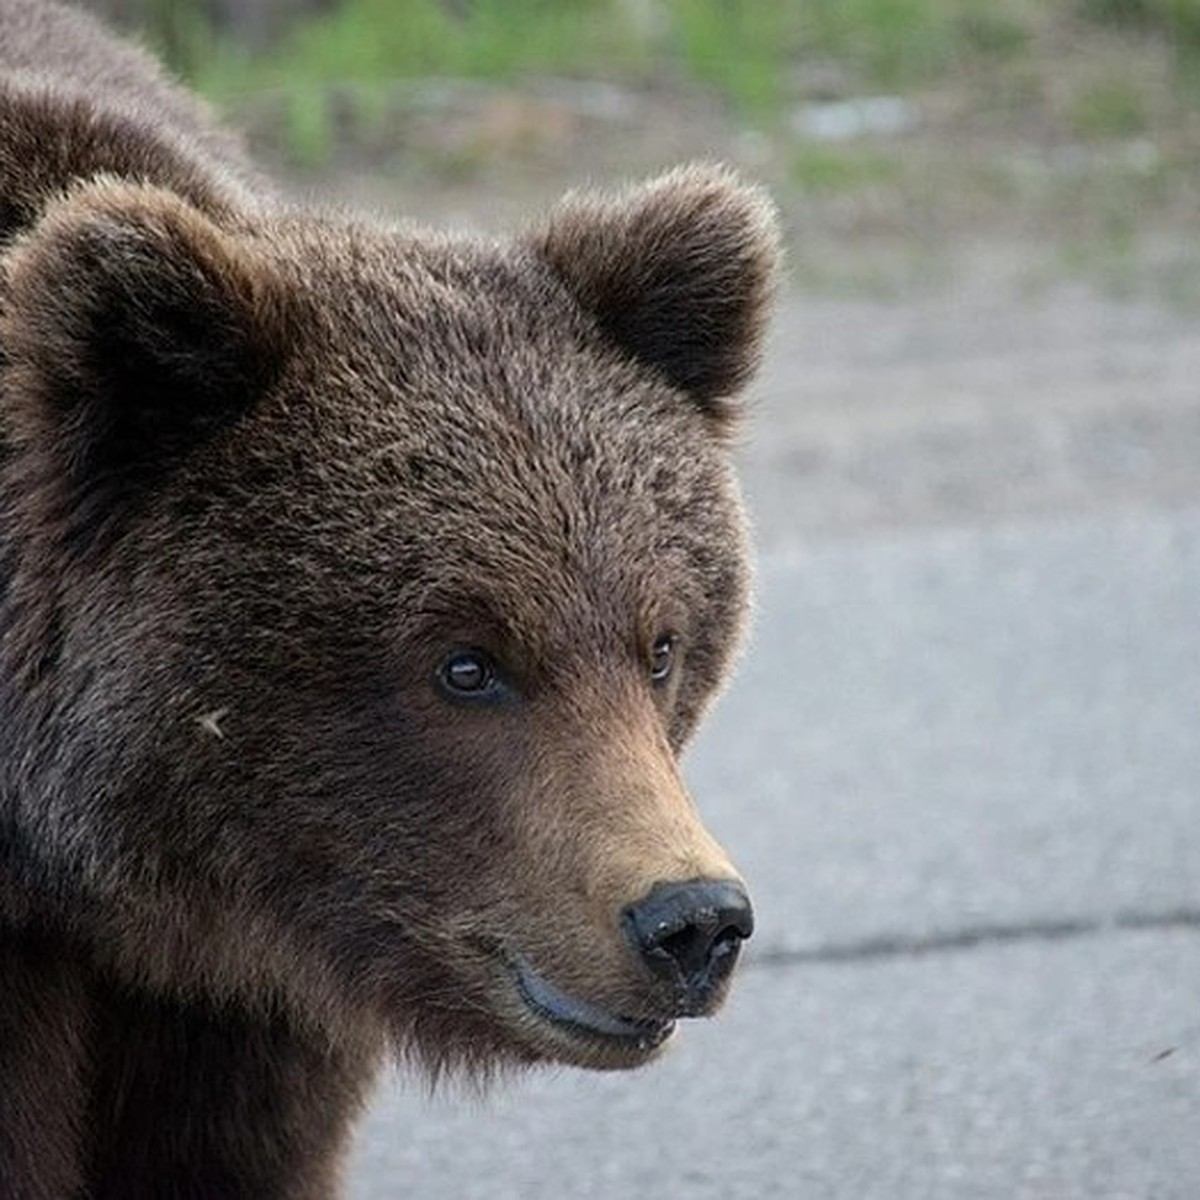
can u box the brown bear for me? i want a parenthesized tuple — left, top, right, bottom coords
(0, 1, 779, 1196)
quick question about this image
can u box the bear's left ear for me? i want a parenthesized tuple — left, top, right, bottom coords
(527, 164, 780, 424)
(2, 180, 286, 499)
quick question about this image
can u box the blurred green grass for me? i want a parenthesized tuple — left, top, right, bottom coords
(114, 0, 1200, 299)
(161, 0, 1200, 167)
(197, 0, 649, 94)
(165, 0, 1200, 108)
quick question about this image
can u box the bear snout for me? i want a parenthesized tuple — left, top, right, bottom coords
(493, 872, 753, 1070)
(622, 878, 754, 1017)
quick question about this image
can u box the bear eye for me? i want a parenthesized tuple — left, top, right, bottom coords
(649, 634, 676, 684)
(437, 649, 502, 701)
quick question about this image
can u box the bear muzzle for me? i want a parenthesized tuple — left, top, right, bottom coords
(512, 955, 678, 1056)
(494, 876, 753, 1069)
(489, 717, 754, 1067)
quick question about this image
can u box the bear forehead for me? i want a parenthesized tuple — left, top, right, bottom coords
(237, 224, 737, 545)
(160, 225, 744, 647)
(268, 227, 644, 423)
(235, 362, 734, 615)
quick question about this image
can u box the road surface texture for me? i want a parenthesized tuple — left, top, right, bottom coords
(349, 281, 1200, 1198)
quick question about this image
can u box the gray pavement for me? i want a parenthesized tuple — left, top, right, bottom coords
(350, 285, 1200, 1198)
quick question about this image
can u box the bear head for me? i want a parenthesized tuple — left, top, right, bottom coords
(0, 164, 778, 1076)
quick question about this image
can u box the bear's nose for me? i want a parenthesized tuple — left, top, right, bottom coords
(622, 879, 754, 1014)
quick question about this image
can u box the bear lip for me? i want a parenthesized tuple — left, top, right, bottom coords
(512, 956, 676, 1050)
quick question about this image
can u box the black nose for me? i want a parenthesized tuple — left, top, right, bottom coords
(623, 879, 754, 1014)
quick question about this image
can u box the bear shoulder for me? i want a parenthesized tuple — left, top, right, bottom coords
(0, 0, 266, 242)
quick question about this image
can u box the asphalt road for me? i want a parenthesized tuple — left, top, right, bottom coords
(349, 284, 1200, 1198)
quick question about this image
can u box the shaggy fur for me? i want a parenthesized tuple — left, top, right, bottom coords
(0, 2, 779, 1196)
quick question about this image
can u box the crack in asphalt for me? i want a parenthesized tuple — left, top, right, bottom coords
(747, 908, 1200, 969)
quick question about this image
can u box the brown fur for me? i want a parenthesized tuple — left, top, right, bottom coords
(0, 0, 264, 237)
(0, 1, 779, 1195)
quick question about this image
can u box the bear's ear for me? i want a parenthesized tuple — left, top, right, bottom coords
(1, 180, 285, 497)
(528, 164, 780, 422)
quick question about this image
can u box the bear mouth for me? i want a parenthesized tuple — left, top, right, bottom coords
(512, 956, 676, 1052)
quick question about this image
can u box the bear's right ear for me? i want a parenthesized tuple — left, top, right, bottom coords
(1, 180, 285, 501)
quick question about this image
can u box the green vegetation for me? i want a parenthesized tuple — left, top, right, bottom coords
(203, 0, 647, 91)
(179, 1, 1200, 89)
(791, 143, 900, 193)
(109, 0, 1199, 299)
(1079, 0, 1200, 52)
(184, 0, 1068, 118)
(1069, 76, 1149, 138)
(163, 0, 1200, 137)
